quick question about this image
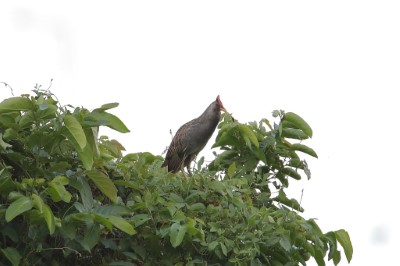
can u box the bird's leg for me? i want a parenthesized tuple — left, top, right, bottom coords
(180, 163, 187, 177)
(187, 166, 192, 177)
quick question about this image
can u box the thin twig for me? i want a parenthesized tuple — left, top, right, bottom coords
(1, 81, 15, 96)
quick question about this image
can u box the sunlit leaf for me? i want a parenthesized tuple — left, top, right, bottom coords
(86, 169, 118, 203)
(238, 124, 259, 148)
(5, 196, 33, 222)
(31, 194, 44, 213)
(108, 216, 136, 235)
(84, 111, 130, 133)
(93, 102, 119, 112)
(43, 204, 56, 235)
(63, 114, 87, 150)
(281, 128, 309, 140)
(0, 97, 33, 113)
(48, 176, 71, 203)
(335, 229, 353, 263)
(284, 112, 313, 138)
(291, 143, 318, 158)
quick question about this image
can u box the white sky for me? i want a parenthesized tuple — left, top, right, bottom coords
(1, 1, 400, 265)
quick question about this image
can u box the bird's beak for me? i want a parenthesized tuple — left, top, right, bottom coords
(221, 107, 227, 113)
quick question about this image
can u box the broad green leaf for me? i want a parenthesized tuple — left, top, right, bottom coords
(131, 214, 151, 227)
(85, 127, 100, 158)
(274, 191, 304, 212)
(188, 203, 206, 212)
(48, 176, 72, 203)
(84, 111, 130, 133)
(108, 216, 136, 235)
(314, 249, 326, 266)
(81, 225, 101, 252)
(63, 127, 94, 170)
(93, 102, 119, 112)
(78, 142, 94, 170)
(63, 114, 87, 150)
(43, 204, 56, 235)
(0, 133, 12, 149)
(208, 241, 219, 251)
(0, 97, 33, 113)
(335, 229, 353, 263)
(73, 176, 94, 211)
(0, 247, 21, 266)
(220, 242, 228, 256)
(238, 124, 259, 148)
(284, 112, 313, 138)
(169, 222, 187, 248)
(281, 128, 309, 140)
(86, 169, 118, 203)
(291, 143, 318, 158)
(5, 196, 33, 222)
(281, 167, 302, 180)
(227, 162, 236, 178)
(92, 214, 113, 230)
(31, 194, 44, 213)
(279, 237, 291, 252)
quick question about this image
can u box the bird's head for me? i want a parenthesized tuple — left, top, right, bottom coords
(216, 95, 227, 113)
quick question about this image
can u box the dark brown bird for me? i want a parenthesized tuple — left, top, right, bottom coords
(162, 95, 227, 174)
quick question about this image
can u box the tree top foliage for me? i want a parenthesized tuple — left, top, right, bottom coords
(0, 89, 352, 266)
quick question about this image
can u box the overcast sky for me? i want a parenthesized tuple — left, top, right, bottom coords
(2, 1, 400, 265)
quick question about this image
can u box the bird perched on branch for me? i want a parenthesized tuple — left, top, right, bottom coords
(162, 95, 227, 175)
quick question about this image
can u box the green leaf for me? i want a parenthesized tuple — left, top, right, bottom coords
(281, 167, 302, 180)
(291, 144, 318, 158)
(238, 124, 259, 148)
(64, 114, 87, 150)
(227, 162, 236, 178)
(108, 216, 136, 235)
(279, 237, 291, 252)
(86, 169, 118, 203)
(0, 97, 33, 113)
(169, 222, 187, 248)
(84, 111, 130, 133)
(220, 242, 228, 256)
(0, 175, 16, 195)
(43, 204, 56, 235)
(281, 128, 309, 140)
(5, 196, 33, 222)
(85, 127, 100, 158)
(81, 225, 101, 252)
(93, 102, 119, 112)
(48, 176, 72, 203)
(284, 112, 313, 137)
(314, 249, 326, 266)
(0, 247, 21, 266)
(188, 203, 206, 212)
(31, 193, 44, 213)
(92, 214, 113, 230)
(0, 133, 12, 149)
(335, 229, 353, 263)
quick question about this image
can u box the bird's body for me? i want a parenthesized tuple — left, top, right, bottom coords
(162, 96, 226, 174)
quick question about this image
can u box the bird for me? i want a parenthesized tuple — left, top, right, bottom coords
(162, 95, 227, 175)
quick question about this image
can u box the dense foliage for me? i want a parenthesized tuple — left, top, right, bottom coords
(0, 90, 352, 265)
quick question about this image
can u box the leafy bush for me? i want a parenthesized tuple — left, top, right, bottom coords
(0, 90, 352, 265)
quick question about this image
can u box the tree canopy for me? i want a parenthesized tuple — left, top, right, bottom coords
(0, 89, 352, 265)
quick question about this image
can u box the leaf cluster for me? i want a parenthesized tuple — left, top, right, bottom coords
(0, 91, 352, 265)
